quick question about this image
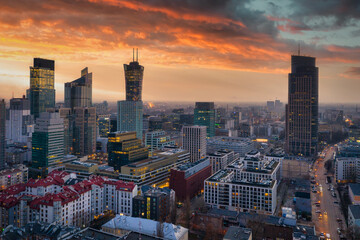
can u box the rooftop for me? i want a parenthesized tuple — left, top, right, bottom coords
(223, 226, 252, 240)
(349, 204, 360, 219)
(349, 183, 360, 196)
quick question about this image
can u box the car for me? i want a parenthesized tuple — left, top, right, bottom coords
(312, 190, 317, 193)
(316, 210, 321, 213)
(326, 233, 330, 239)
(336, 218, 342, 222)
(334, 201, 339, 204)
(337, 228, 341, 234)
(324, 211, 327, 215)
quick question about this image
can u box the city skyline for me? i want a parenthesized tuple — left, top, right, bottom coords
(0, 1, 360, 103)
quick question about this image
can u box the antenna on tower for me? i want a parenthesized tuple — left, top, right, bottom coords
(298, 43, 300, 55)
(133, 48, 135, 62)
(136, 48, 138, 62)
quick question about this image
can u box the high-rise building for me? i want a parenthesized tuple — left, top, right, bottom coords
(107, 132, 148, 171)
(194, 102, 215, 137)
(267, 101, 275, 111)
(124, 49, 144, 102)
(31, 112, 64, 176)
(182, 125, 206, 162)
(98, 114, 111, 138)
(73, 107, 97, 156)
(286, 55, 318, 157)
(117, 50, 144, 140)
(117, 101, 143, 139)
(28, 58, 55, 119)
(0, 100, 6, 170)
(7, 96, 32, 143)
(64, 67, 92, 109)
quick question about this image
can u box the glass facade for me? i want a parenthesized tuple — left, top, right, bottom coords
(124, 61, 144, 102)
(194, 102, 215, 137)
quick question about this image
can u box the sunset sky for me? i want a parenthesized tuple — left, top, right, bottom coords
(0, 0, 360, 103)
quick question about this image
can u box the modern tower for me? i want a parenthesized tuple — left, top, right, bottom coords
(31, 112, 64, 176)
(28, 58, 55, 119)
(194, 102, 215, 137)
(286, 54, 319, 157)
(8, 96, 32, 143)
(118, 49, 144, 139)
(65, 67, 92, 109)
(0, 99, 6, 170)
(73, 107, 97, 156)
(182, 125, 207, 162)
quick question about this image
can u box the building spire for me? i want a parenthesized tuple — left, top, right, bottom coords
(298, 43, 300, 56)
(136, 48, 139, 62)
(133, 48, 135, 62)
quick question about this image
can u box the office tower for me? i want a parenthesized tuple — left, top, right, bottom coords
(110, 114, 117, 133)
(7, 96, 32, 143)
(107, 132, 148, 171)
(145, 130, 175, 154)
(31, 112, 64, 176)
(98, 114, 111, 138)
(64, 67, 92, 109)
(29, 58, 55, 119)
(73, 107, 97, 156)
(182, 125, 206, 162)
(0, 100, 5, 170)
(117, 50, 144, 140)
(286, 54, 319, 157)
(124, 49, 144, 101)
(117, 101, 143, 139)
(194, 102, 215, 137)
(57, 108, 73, 155)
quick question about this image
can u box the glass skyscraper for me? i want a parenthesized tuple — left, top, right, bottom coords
(0, 99, 6, 170)
(286, 55, 319, 157)
(194, 102, 215, 137)
(29, 58, 55, 119)
(118, 50, 144, 139)
(64, 67, 92, 109)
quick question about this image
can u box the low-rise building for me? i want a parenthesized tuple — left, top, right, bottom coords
(349, 183, 360, 205)
(207, 150, 239, 173)
(145, 130, 176, 154)
(119, 149, 190, 187)
(348, 204, 360, 228)
(0, 164, 28, 190)
(170, 157, 211, 201)
(223, 226, 252, 240)
(207, 137, 254, 157)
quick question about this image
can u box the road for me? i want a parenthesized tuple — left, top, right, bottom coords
(311, 147, 346, 240)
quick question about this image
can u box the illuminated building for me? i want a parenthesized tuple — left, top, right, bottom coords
(182, 125, 206, 162)
(194, 102, 215, 137)
(98, 114, 111, 138)
(0, 165, 28, 190)
(117, 101, 143, 139)
(286, 54, 318, 157)
(7, 96, 32, 143)
(28, 58, 55, 119)
(64, 67, 92, 109)
(117, 50, 144, 139)
(31, 112, 64, 177)
(145, 130, 175, 154)
(0, 99, 5, 170)
(107, 132, 148, 171)
(119, 148, 190, 187)
(170, 157, 211, 201)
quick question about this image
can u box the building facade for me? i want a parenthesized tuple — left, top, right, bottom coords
(28, 58, 55, 119)
(7, 96, 32, 143)
(194, 102, 215, 137)
(182, 125, 206, 162)
(145, 130, 175, 154)
(64, 67, 92, 109)
(286, 55, 319, 157)
(117, 101, 143, 139)
(207, 150, 239, 173)
(0, 99, 5, 170)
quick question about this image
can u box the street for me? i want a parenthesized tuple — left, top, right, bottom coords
(311, 147, 346, 240)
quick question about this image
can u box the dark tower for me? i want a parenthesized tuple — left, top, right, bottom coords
(123, 48, 144, 101)
(286, 54, 319, 157)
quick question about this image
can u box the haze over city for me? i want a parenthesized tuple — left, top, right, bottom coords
(1, 0, 360, 103)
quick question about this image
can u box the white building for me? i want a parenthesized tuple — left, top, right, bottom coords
(145, 130, 175, 154)
(181, 125, 206, 162)
(207, 150, 239, 173)
(0, 165, 28, 190)
(335, 157, 359, 183)
(207, 137, 254, 157)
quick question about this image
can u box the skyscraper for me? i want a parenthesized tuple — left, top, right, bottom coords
(31, 112, 64, 176)
(65, 67, 92, 109)
(286, 55, 319, 157)
(0, 99, 6, 170)
(182, 125, 207, 162)
(118, 49, 144, 139)
(7, 96, 32, 143)
(62, 67, 96, 156)
(194, 102, 215, 137)
(28, 58, 55, 119)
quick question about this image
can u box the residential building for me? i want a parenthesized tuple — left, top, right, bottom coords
(182, 125, 206, 162)
(194, 102, 215, 137)
(119, 148, 190, 187)
(28, 58, 55, 119)
(170, 157, 212, 201)
(145, 130, 175, 154)
(107, 132, 148, 171)
(7, 96, 32, 143)
(0, 165, 28, 190)
(31, 112, 64, 177)
(207, 150, 239, 173)
(207, 137, 255, 157)
(286, 55, 318, 157)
